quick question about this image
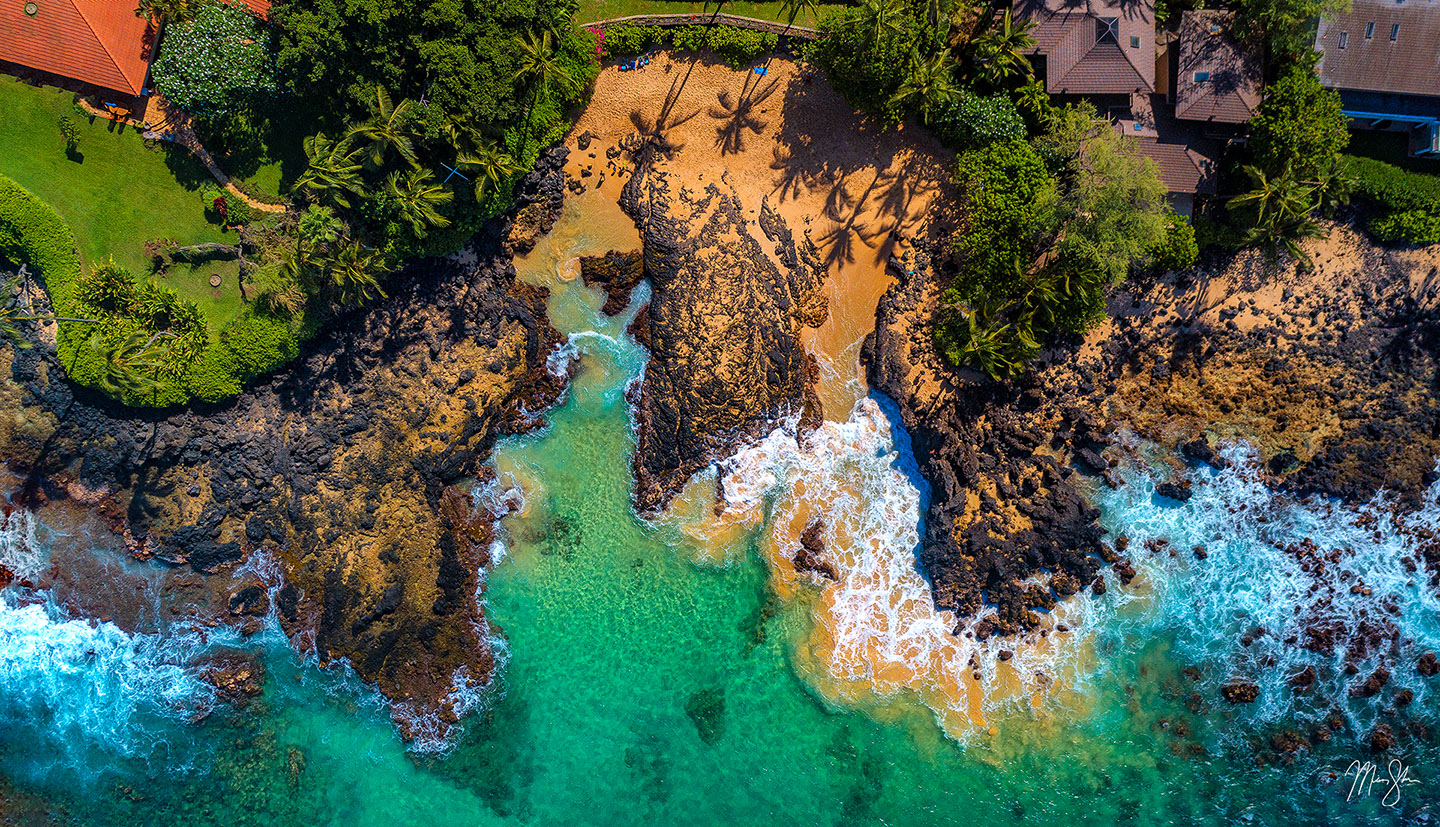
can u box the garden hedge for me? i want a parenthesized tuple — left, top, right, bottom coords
(0, 173, 300, 408)
(1342, 155, 1440, 245)
(602, 24, 778, 68)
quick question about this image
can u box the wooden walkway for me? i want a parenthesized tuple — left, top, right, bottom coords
(579, 12, 818, 39)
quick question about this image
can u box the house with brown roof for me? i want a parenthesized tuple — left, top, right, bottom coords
(1315, 0, 1440, 156)
(1175, 10, 1261, 126)
(1, 0, 271, 103)
(1017, 0, 1156, 100)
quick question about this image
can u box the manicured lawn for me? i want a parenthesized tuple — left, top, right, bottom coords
(577, 0, 843, 26)
(0, 77, 248, 329)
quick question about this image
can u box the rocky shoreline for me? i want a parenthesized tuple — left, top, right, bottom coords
(864, 223, 1440, 746)
(618, 165, 828, 513)
(0, 149, 574, 742)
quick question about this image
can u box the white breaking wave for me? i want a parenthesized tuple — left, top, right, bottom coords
(709, 398, 1440, 745)
(0, 596, 223, 782)
(0, 508, 46, 581)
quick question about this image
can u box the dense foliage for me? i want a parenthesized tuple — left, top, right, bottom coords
(601, 24, 778, 68)
(805, 4, 915, 122)
(936, 107, 1170, 379)
(151, 0, 276, 117)
(1231, 0, 1350, 65)
(1249, 68, 1349, 180)
(1343, 156, 1440, 245)
(1149, 214, 1200, 273)
(930, 90, 1025, 152)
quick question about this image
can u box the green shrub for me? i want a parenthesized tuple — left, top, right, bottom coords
(222, 191, 254, 225)
(1342, 155, 1440, 214)
(151, 0, 276, 116)
(804, 7, 914, 123)
(0, 174, 82, 307)
(74, 261, 139, 313)
(1193, 213, 1248, 250)
(706, 26, 777, 68)
(603, 24, 663, 58)
(1149, 214, 1200, 271)
(671, 26, 710, 53)
(931, 91, 1026, 152)
(56, 116, 80, 153)
(1341, 155, 1440, 245)
(221, 310, 300, 381)
(185, 347, 243, 403)
(1370, 209, 1440, 245)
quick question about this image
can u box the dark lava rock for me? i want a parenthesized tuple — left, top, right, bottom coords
(1368, 723, 1396, 753)
(1270, 730, 1309, 754)
(1395, 688, 1414, 707)
(1420, 652, 1439, 677)
(0, 148, 573, 744)
(685, 686, 726, 746)
(1156, 480, 1193, 502)
(621, 169, 826, 512)
(793, 518, 837, 580)
(1075, 448, 1109, 473)
(1289, 665, 1316, 691)
(227, 581, 269, 616)
(1181, 437, 1225, 469)
(1220, 681, 1260, 703)
(199, 653, 264, 709)
(579, 250, 646, 316)
(1350, 666, 1391, 698)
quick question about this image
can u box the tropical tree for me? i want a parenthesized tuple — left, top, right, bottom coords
(325, 242, 388, 307)
(1227, 164, 1324, 262)
(134, 0, 194, 25)
(296, 204, 345, 247)
(345, 87, 419, 170)
(386, 168, 454, 237)
(968, 8, 1034, 87)
(777, 0, 819, 37)
(861, 0, 906, 43)
(90, 331, 174, 398)
(513, 30, 582, 148)
(457, 144, 525, 202)
(891, 48, 960, 125)
(295, 133, 366, 208)
(1249, 67, 1349, 180)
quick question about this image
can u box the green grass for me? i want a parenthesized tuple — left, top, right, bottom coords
(576, 0, 843, 26)
(0, 77, 235, 276)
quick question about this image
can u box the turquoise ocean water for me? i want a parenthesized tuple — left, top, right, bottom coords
(0, 196, 1436, 825)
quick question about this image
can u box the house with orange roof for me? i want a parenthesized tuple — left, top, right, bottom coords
(1, 0, 270, 103)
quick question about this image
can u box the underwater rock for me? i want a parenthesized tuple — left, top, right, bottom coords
(685, 686, 727, 746)
(620, 168, 827, 512)
(1350, 666, 1391, 698)
(1220, 681, 1260, 704)
(198, 652, 264, 709)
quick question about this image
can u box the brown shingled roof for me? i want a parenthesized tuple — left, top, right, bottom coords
(1176, 10, 1262, 123)
(1, 0, 156, 96)
(1315, 0, 1440, 97)
(1016, 0, 1156, 95)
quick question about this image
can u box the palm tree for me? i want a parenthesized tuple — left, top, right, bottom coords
(777, 0, 819, 37)
(1308, 158, 1356, 218)
(295, 134, 366, 209)
(90, 331, 173, 398)
(891, 48, 960, 125)
(861, 0, 905, 43)
(969, 8, 1035, 87)
(296, 204, 345, 247)
(134, 0, 193, 24)
(1228, 164, 1324, 263)
(457, 143, 524, 203)
(345, 87, 419, 170)
(386, 169, 454, 237)
(514, 30, 582, 150)
(326, 242, 388, 307)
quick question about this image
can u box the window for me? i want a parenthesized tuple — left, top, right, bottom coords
(1339, 31, 1348, 48)
(1194, 71, 1210, 82)
(1129, 35, 1141, 48)
(1365, 21, 1375, 38)
(1096, 17, 1119, 45)
(1391, 23, 1400, 40)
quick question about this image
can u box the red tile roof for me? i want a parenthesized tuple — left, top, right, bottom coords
(1176, 11, 1262, 124)
(1, 0, 156, 95)
(1016, 0, 1156, 95)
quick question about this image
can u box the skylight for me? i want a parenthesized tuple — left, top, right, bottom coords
(1096, 17, 1119, 45)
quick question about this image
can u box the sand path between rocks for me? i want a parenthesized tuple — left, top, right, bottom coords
(564, 53, 958, 417)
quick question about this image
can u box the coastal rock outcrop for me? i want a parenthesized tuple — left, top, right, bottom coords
(0, 149, 573, 743)
(864, 254, 1105, 636)
(620, 166, 827, 511)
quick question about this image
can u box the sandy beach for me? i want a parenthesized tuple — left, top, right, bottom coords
(564, 53, 957, 416)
